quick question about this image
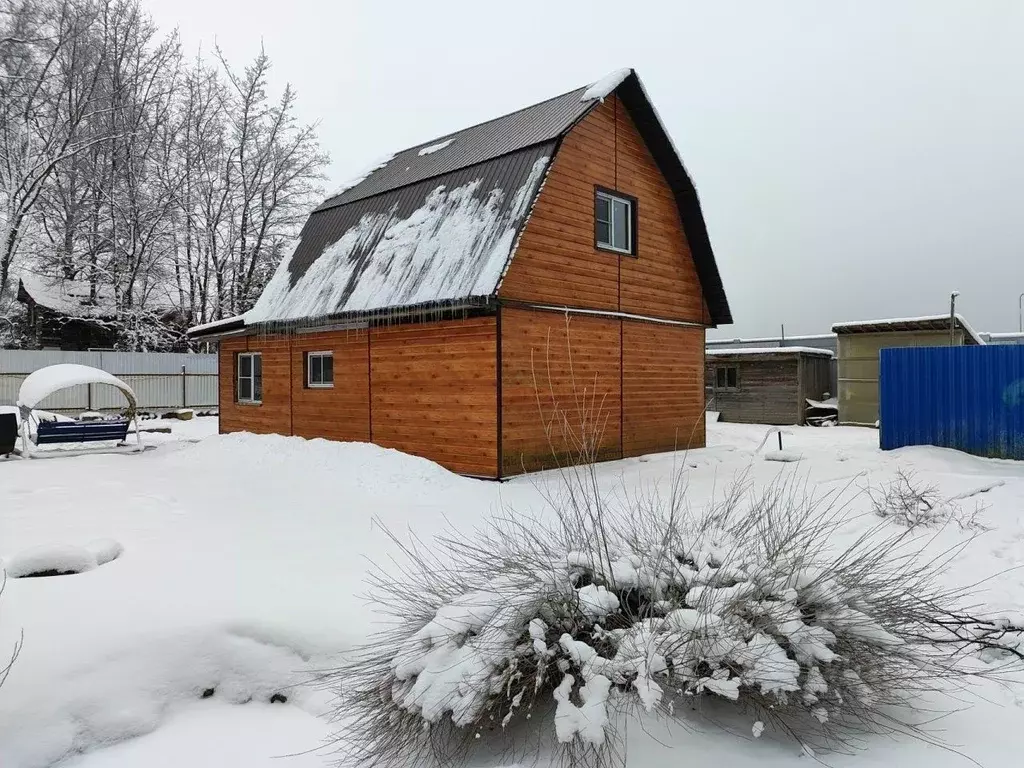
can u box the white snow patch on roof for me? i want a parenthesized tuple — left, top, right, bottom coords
(706, 347, 834, 358)
(417, 138, 453, 156)
(247, 156, 550, 324)
(18, 364, 137, 410)
(581, 68, 632, 102)
(326, 153, 396, 200)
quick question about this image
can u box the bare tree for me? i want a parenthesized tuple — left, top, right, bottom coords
(0, 0, 111, 299)
(1, 0, 327, 347)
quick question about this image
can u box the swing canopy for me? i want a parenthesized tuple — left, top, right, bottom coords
(17, 364, 138, 420)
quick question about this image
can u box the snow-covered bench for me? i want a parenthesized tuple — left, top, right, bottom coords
(35, 419, 131, 445)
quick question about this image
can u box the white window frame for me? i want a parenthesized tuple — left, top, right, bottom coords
(306, 351, 334, 389)
(237, 352, 262, 404)
(595, 190, 634, 255)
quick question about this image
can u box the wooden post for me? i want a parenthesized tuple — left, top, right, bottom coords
(181, 365, 187, 408)
(777, 431, 783, 451)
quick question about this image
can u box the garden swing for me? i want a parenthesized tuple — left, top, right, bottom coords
(16, 364, 144, 458)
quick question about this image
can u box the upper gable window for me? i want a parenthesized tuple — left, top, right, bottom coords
(595, 189, 635, 255)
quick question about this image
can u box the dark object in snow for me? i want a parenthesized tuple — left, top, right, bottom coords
(35, 419, 130, 445)
(201, 688, 215, 699)
(132, 426, 172, 434)
(18, 568, 78, 578)
(161, 409, 194, 421)
(270, 693, 288, 704)
(0, 413, 17, 458)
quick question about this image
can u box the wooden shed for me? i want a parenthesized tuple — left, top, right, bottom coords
(832, 315, 983, 426)
(705, 347, 834, 425)
(188, 69, 732, 477)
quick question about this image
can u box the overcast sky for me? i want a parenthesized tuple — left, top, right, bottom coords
(144, 0, 1024, 338)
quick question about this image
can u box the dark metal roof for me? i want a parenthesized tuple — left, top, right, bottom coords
(317, 86, 592, 211)
(217, 69, 733, 335)
(243, 143, 554, 326)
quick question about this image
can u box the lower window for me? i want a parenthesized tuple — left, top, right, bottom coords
(306, 351, 334, 388)
(237, 352, 262, 403)
(716, 366, 738, 390)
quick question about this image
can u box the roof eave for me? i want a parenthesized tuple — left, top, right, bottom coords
(612, 72, 732, 327)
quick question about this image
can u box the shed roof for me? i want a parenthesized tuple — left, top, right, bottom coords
(705, 346, 834, 359)
(831, 314, 984, 345)
(211, 69, 730, 337)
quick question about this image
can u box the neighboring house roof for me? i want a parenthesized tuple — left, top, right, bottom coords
(831, 314, 984, 345)
(16, 271, 178, 319)
(221, 68, 730, 337)
(705, 346, 834, 359)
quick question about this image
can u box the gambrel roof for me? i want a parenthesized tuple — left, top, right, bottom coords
(194, 69, 731, 337)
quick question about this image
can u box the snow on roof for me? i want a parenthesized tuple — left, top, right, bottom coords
(246, 155, 551, 325)
(831, 314, 984, 345)
(325, 153, 396, 201)
(417, 139, 454, 156)
(581, 68, 632, 102)
(982, 331, 1024, 342)
(16, 269, 176, 318)
(707, 333, 835, 345)
(705, 346, 834, 358)
(186, 315, 245, 337)
(18, 364, 137, 410)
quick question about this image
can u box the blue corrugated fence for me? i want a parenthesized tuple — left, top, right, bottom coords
(879, 345, 1024, 459)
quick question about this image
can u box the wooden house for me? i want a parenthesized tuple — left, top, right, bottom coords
(832, 315, 983, 426)
(188, 69, 732, 477)
(705, 347, 834, 426)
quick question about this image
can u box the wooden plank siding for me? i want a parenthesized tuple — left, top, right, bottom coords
(498, 95, 707, 324)
(218, 335, 292, 436)
(290, 330, 370, 443)
(371, 317, 498, 477)
(218, 318, 497, 477)
(705, 356, 802, 426)
(500, 307, 621, 475)
(622, 322, 706, 455)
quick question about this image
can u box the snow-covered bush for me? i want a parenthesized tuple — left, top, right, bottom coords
(327, 473, 1019, 767)
(869, 469, 988, 530)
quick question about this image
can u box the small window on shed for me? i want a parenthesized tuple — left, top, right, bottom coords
(595, 190, 635, 254)
(716, 366, 738, 390)
(306, 351, 334, 388)
(237, 352, 262, 403)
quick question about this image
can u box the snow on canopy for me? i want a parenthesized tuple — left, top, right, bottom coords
(581, 68, 633, 102)
(17, 364, 137, 411)
(246, 153, 550, 325)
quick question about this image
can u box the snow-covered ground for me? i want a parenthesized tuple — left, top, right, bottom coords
(1, 419, 1022, 767)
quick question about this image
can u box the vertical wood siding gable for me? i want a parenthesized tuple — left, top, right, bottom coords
(498, 95, 706, 324)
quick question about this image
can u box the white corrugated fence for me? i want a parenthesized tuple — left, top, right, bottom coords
(0, 350, 218, 413)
